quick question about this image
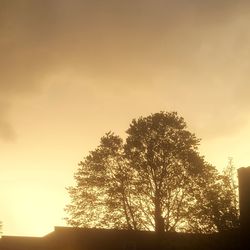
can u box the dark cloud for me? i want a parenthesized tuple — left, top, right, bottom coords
(1, 0, 250, 139)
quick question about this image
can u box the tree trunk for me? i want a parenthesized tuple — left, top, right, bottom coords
(155, 192, 164, 233)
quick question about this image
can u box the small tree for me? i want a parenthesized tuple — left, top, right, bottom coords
(220, 158, 239, 229)
(222, 158, 239, 212)
(187, 159, 240, 233)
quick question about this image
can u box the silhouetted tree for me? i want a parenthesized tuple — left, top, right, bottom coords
(187, 159, 240, 232)
(124, 112, 205, 232)
(222, 158, 239, 213)
(219, 158, 239, 229)
(65, 133, 141, 229)
(65, 112, 239, 233)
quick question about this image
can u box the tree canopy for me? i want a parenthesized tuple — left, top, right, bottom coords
(65, 112, 239, 233)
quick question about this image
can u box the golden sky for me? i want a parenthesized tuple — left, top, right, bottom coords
(1, 0, 250, 236)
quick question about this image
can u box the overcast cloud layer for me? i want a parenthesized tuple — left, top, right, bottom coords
(1, 0, 250, 139)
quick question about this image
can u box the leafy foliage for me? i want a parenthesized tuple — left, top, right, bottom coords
(65, 133, 140, 229)
(124, 112, 205, 232)
(187, 159, 239, 232)
(65, 112, 239, 233)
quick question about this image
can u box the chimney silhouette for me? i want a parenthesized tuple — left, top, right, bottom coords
(238, 167, 250, 248)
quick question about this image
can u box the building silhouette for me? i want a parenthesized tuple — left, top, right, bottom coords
(238, 167, 250, 249)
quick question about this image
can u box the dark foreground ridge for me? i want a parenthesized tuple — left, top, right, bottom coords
(0, 167, 249, 250)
